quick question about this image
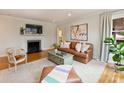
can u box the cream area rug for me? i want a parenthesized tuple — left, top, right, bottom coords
(0, 58, 106, 83)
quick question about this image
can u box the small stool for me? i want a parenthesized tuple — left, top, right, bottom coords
(39, 66, 82, 83)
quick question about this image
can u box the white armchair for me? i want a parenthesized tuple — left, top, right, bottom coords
(6, 48, 27, 71)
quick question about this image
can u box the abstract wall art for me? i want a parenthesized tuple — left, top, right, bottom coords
(70, 23, 88, 41)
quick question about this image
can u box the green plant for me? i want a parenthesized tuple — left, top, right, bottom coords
(53, 43, 60, 49)
(104, 36, 124, 65)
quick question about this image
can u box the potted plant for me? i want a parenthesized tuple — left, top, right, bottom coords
(53, 43, 60, 53)
(104, 36, 124, 71)
(20, 27, 24, 35)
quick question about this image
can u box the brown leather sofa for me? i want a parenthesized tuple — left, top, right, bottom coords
(58, 42, 93, 64)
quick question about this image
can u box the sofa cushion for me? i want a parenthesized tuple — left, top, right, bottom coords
(67, 49, 76, 54)
(70, 42, 77, 50)
(59, 47, 87, 58)
(60, 48, 87, 58)
(58, 48, 76, 54)
(73, 52, 87, 58)
(58, 48, 71, 53)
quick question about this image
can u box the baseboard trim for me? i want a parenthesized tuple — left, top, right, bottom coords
(0, 54, 7, 57)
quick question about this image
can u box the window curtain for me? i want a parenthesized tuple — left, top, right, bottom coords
(100, 12, 112, 62)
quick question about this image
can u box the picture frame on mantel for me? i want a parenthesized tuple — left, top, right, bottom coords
(70, 23, 88, 41)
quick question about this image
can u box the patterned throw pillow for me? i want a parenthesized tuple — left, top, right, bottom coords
(75, 43, 82, 52)
(60, 41, 70, 48)
(81, 43, 90, 52)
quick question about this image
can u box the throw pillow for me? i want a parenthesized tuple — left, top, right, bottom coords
(70, 42, 77, 50)
(81, 43, 90, 52)
(60, 42, 64, 47)
(65, 42, 71, 48)
(60, 41, 70, 48)
(75, 43, 82, 52)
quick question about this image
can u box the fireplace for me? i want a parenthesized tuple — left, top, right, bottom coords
(27, 40, 41, 53)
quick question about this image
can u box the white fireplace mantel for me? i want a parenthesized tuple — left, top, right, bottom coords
(23, 35, 44, 53)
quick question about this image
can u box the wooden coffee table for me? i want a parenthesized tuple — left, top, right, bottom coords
(48, 50, 73, 65)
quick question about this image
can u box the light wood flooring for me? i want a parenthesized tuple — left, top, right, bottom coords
(0, 50, 124, 83)
(98, 64, 124, 83)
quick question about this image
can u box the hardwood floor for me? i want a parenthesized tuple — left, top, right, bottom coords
(0, 56, 9, 70)
(27, 50, 48, 62)
(98, 64, 124, 83)
(0, 49, 51, 70)
(1, 50, 124, 83)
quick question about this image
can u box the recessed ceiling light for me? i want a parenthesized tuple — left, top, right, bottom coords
(67, 13, 72, 17)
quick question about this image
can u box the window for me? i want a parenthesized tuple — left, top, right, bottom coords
(113, 18, 124, 43)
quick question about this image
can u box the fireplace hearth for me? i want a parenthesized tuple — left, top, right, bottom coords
(27, 40, 41, 53)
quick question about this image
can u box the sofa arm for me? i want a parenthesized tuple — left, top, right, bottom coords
(85, 48, 93, 62)
(85, 49, 92, 54)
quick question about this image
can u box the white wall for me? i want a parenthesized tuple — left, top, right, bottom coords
(58, 15, 100, 59)
(0, 15, 57, 56)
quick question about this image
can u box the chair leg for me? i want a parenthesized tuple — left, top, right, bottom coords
(25, 58, 27, 63)
(8, 64, 10, 70)
(14, 64, 17, 72)
(25, 55, 27, 64)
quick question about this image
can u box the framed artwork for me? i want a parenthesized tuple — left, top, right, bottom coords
(70, 23, 88, 41)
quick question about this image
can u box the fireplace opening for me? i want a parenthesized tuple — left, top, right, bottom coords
(27, 40, 41, 53)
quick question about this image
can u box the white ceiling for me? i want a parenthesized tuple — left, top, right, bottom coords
(0, 9, 116, 23)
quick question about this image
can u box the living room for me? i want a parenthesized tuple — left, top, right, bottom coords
(1, 9, 124, 84)
(1, 0, 124, 92)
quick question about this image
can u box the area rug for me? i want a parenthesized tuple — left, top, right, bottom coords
(0, 58, 106, 83)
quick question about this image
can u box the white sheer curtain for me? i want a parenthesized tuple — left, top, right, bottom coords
(100, 12, 112, 62)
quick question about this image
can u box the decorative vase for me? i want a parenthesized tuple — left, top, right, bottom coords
(20, 27, 24, 35)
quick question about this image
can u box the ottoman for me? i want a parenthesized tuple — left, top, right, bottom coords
(39, 66, 82, 83)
